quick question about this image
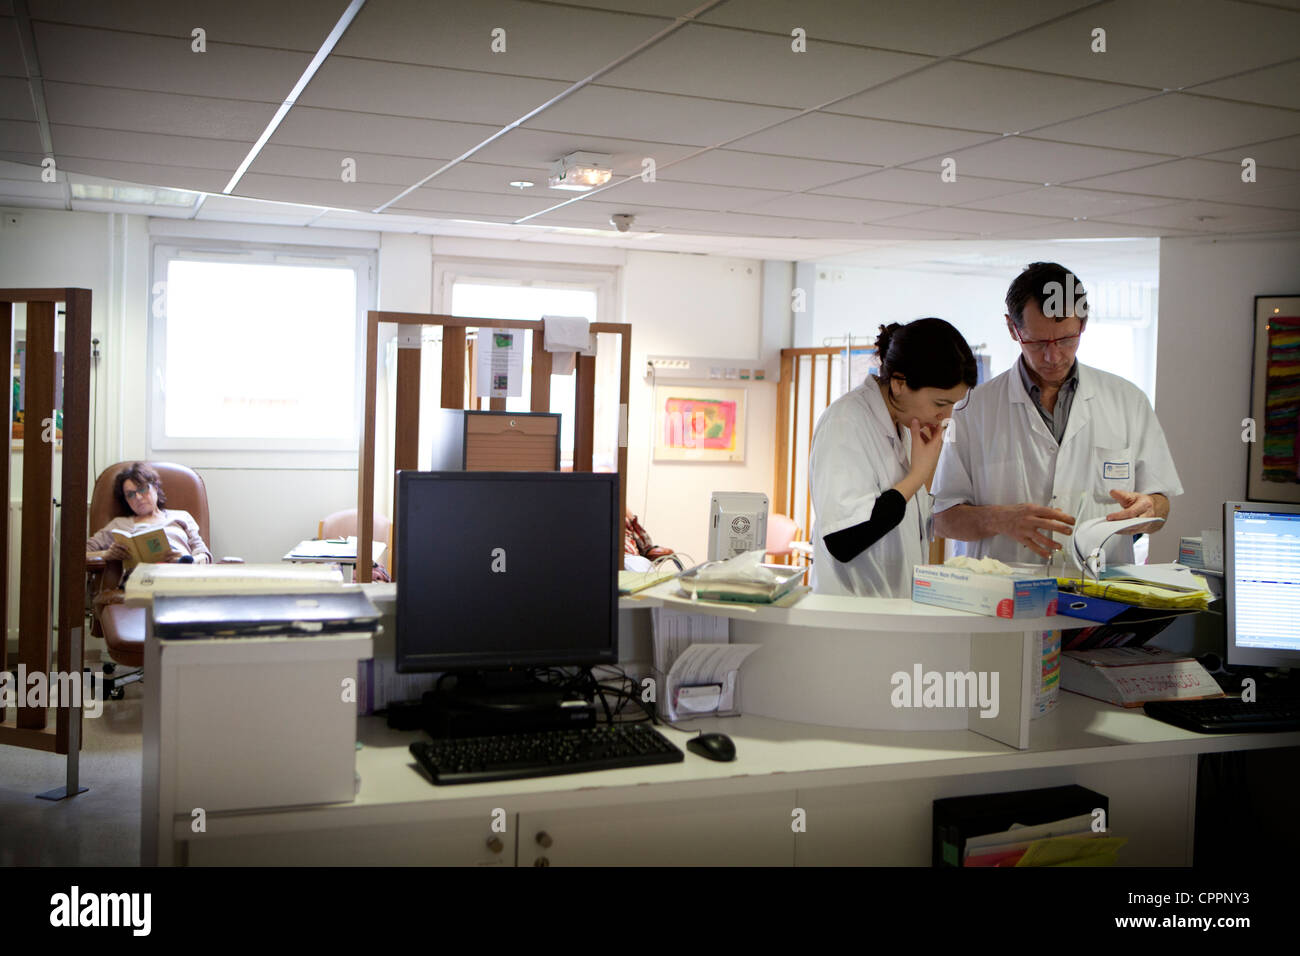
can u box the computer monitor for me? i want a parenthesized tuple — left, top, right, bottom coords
(395, 471, 619, 673)
(1224, 500, 1300, 669)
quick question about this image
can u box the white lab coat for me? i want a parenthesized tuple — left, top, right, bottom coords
(809, 380, 930, 597)
(931, 361, 1183, 566)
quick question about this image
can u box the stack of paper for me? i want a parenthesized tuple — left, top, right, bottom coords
(963, 814, 1127, 867)
(650, 608, 758, 721)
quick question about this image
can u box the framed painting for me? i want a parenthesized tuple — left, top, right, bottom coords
(653, 385, 746, 463)
(1247, 294, 1300, 502)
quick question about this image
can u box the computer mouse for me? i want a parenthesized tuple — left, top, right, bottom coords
(687, 732, 736, 762)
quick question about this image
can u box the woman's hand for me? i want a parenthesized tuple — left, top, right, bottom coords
(104, 542, 130, 563)
(907, 418, 945, 488)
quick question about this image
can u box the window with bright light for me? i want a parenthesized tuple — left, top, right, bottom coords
(433, 261, 620, 472)
(150, 245, 371, 454)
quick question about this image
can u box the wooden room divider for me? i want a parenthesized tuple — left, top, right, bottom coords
(0, 288, 92, 799)
(355, 312, 632, 581)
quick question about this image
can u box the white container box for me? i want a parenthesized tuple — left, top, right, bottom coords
(912, 564, 1058, 619)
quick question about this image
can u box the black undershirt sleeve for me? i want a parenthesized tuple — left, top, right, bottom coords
(823, 489, 907, 564)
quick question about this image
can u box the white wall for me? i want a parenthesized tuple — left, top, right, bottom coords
(1154, 233, 1300, 562)
(623, 250, 772, 563)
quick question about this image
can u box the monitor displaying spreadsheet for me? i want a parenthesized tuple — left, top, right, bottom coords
(1224, 501, 1300, 668)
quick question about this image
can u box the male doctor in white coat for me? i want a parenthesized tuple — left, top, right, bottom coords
(932, 261, 1182, 566)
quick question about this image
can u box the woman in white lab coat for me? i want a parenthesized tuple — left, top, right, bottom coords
(810, 318, 977, 597)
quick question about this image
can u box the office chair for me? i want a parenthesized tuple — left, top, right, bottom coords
(764, 513, 808, 566)
(85, 461, 216, 699)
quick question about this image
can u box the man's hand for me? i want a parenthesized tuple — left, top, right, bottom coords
(996, 504, 1076, 559)
(1106, 489, 1166, 535)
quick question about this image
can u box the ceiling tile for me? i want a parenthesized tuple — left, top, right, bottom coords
(526, 1, 712, 14)
(0, 75, 35, 122)
(990, 218, 1170, 239)
(248, 144, 449, 186)
(738, 191, 931, 223)
(596, 22, 932, 109)
(961, 185, 1177, 219)
(1071, 157, 1300, 202)
(813, 167, 1033, 206)
(54, 156, 229, 193)
(234, 173, 398, 211)
(27, 0, 347, 51)
(965, 0, 1300, 89)
(1191, 60, 1300, 111)
(729, 112, 992, 166)
(526, 86, 798, 146)
(697, 0, 1091, 57)
(334, 0, 674, 81)
(1032, 93, 1300, 157)
(0, 120, 43, 152)
(663, 208, 971, 240)
(52, 124, 251, 169)
(1204, 135, 1300, 170)
(1201, 180, 1300, 212)
(583, 177, 784, 212)
(658, 149, 875, 191)
(470, 127, 700, 170)
(1094, 199, 1300, 233)
(43, 81, 276, 140)
(835, 62, 1153, 134)
(34, 22, 311, 101)
(0, 16, 25, 77)
(904, 136, 1171, 183)
(425, 160, 554, 192)
(196, 194, 322, 224)
(387, 186, 559, 218)
(295, 57, 571, 126)
(269, 105, 498, 159)
(870, 206, 1060, 235)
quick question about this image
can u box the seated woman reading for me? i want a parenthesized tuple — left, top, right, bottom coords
(85, 463, 212, 565)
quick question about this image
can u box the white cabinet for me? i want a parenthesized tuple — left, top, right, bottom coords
(183, 816, 517, 866)
(516, 791, 798, 866)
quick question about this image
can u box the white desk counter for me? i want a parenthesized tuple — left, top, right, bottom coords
(163, 693, 1300, 866)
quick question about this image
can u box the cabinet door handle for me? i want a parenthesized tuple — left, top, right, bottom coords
(486, 836, 504, 854)
(535, 831, 553, 848)
(533, 856, 550, 867)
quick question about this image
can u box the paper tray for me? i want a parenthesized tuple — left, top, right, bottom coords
(677, 564, 805, 604)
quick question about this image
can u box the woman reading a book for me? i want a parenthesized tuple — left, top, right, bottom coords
(85, 463, 212, 565)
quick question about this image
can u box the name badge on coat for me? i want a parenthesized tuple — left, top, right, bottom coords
(1103, 460, 1131, 480)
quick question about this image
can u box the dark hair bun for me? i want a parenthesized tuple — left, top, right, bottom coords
(875, 322, 901, 360)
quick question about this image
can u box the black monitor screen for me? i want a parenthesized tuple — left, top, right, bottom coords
(395, 471, 619, 672)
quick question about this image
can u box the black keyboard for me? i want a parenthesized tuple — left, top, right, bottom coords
(1144, 695, 1300, 733)
(409, 722, 684, 785)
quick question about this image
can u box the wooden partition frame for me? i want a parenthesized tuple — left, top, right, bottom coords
(0, 289, 91, 757)
(356, 312, 632, 581)
(774, 346, 946, 565)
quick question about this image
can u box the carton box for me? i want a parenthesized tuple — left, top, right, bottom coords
(912, 564, 1058, 619)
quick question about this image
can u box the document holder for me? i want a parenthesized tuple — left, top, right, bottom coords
(932, 784, 1108, 867)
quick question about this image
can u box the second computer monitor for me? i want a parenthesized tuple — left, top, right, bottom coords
(1224, 500, 1300, 669)
(395, 471, 619, 673)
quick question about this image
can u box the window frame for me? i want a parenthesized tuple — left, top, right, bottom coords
(147, 240, 375, 466)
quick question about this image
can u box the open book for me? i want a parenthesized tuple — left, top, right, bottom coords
(110, 526, 176, 565)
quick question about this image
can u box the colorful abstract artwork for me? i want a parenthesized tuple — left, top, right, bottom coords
(653, 386, 746, 462)
(1249, 296, 1300, 503)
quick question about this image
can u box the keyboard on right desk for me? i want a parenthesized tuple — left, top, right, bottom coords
(1143, 695, 1300, 733)
(409, 722, 685, 785)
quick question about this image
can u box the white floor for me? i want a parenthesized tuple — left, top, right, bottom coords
(0, 679, 142, 866)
